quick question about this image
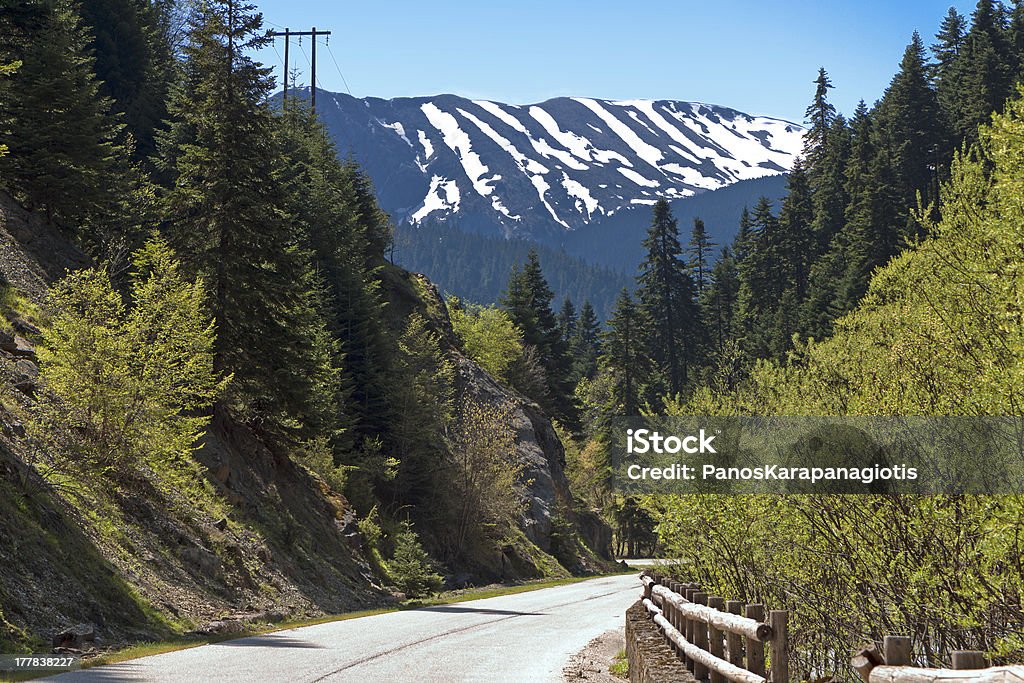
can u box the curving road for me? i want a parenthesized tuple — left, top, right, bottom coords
(48, 573, 639, 683)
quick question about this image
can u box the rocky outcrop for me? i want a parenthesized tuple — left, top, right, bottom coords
(387, 270, 615, 576)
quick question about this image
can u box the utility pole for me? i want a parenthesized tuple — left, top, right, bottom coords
(269, 26, 332, 111)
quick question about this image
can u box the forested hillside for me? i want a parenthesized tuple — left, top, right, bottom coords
(563, 1, 1024, 678)
(0, 0, 613, 654)
(393, 220, 631, 321)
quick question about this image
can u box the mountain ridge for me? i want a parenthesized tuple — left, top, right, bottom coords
(308, 88, 805, 240)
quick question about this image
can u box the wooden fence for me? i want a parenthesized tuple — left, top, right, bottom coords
(852, 636, 1024, 683)
(640, 572, 788, 683)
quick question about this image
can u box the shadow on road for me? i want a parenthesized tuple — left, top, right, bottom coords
(214, 635, 325, 649)
(49, 664, 148, 681)
(414, 605, 544, 616)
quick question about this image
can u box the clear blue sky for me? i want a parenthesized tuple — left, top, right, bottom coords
(251, 1, 977, 123)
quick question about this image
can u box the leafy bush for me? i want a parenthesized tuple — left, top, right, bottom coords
(32, 236, 222, 470)
(448, 299, 524, 385)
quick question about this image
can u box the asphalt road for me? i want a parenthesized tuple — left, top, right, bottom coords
(48, 573, 640, 683)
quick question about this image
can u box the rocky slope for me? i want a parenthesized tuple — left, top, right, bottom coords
(381, 267, 613, 578)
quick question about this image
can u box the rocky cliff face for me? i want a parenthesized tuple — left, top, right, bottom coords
(383, 268, 615, 578)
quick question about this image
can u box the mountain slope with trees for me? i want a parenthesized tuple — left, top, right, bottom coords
(0, 0, 613, 653)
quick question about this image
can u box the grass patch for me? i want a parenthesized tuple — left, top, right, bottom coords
(609, 649, 629, 678)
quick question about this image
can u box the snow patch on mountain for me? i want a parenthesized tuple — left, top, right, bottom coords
(314, 91, 805, 238)
(412, 175, 460, 222)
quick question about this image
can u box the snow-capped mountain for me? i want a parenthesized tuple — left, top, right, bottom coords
(312, 90, 804, 240)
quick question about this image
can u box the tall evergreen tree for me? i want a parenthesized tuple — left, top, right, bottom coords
(502, 250, 577, 425)
(636, 199, 703, 396)
(685, 217, 716, 295)
(1011, 1, 1024, 80)
(557, 297, 577, 344)
(736, 197, 787, 359)
(600, 289, 652, 415)
(159, 0, 337, 439)
(700, 246, 740, 358)
(874, 32, 946, 219)
(733, 207, 754, 262)
(931, 7, 968, 83)
(0, 0, 126, 233)
(569, 300, 601, 384)
(803, 68, 837, 171)
(942, 0, 1015, 146)
(776, 158, 815, 302)
(79, 0, 174, 159)
(276, 103, 398, 449)
(810, 114, 852, 257)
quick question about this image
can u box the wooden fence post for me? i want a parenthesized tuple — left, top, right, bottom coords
(694, 591, 709, 680)
(884, 636, 912, 666)
(669, 582, 681, 655)
(684, 587, 697, 671)
(769, 610, 788, 683)
(726, 601, 745, 668)
(952, 651, 986, 670)
(745, 604, 766, 679)
(708, 596, 726, 683)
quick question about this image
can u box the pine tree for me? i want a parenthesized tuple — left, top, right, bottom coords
(810, 114, 852, 257)
(931, 7, 967, 83)
(874, 32, 946, 219)
(803, 68, 837, 171)
(776, 158, 815, 301)
(0, 0, 125, 232)
(700, 247, 740, 357)
(600, 289, 653, 415)
(941, 0, 1015, 146)
(636, 199, 703, 396)
(557, 297, 577, 344)
(569, 300, 601, 384)
(736, 197, 786, 358)
(1011, 1, 1024, 80)
(277, 103, 394, 446)
(685, 217, 717, 295)
(159, 0, 338, 439)
(827, 101, 902, 319)
(79, 0, 174, 159)
(501, 250, 577, 425)
(733, 207, 754, 262)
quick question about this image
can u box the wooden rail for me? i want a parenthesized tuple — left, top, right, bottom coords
(852, 636, 1024, 683)
(639, 572, 789, 683)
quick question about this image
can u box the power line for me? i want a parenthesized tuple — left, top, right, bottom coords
(269, 27, 331, 110)
(322, 39, 352, 96)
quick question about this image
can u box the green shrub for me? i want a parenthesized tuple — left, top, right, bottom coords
(387, 521, 442, 597)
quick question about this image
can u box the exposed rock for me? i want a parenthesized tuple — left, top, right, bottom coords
(0, 330, 13, 350)
(397, 272, 615, 573)
(52, 623, 96, 650)
(181, 545, 223, 581)
(14, 359, 37, 380)
(4, 335, 36, 360)
(0, 191, 89, 301)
